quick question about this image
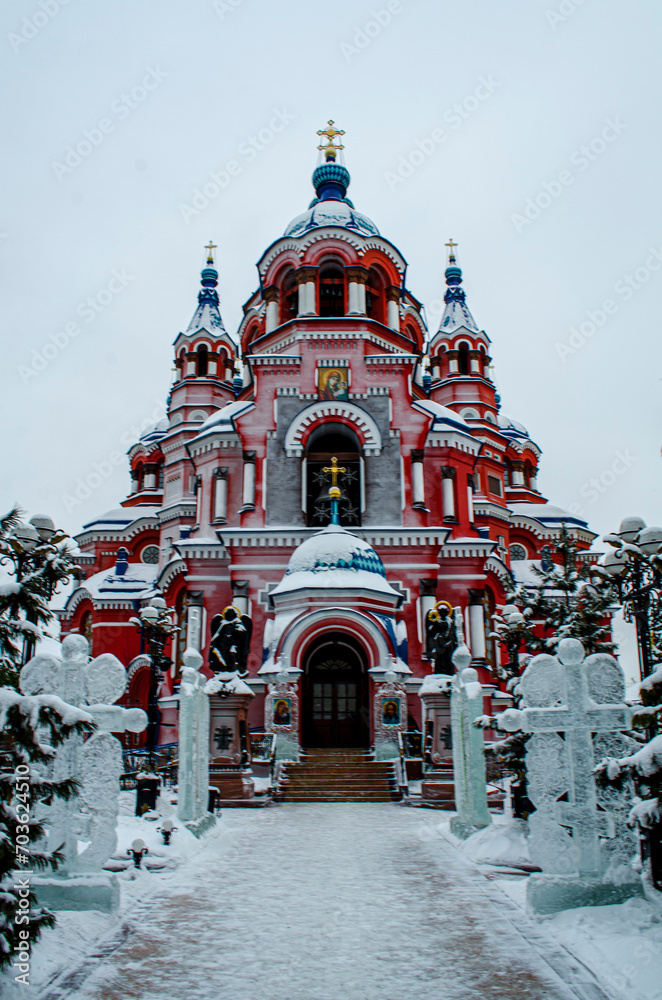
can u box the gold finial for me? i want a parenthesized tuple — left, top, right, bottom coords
(445, 238, 458, 263)
(317, 120, 345, 162)
(204, 240, 217, 264)
(322, 455, 347, 498)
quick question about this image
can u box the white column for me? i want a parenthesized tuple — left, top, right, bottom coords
(195, 477, 203, 524)
(386, 295, 400, 331)
(512, 463, 525, 486)
(467, 478, 475, 522)
(213, 470, 228, 522)
(529, 470, 538, 491)
(242, 452, 256, 509)
(468, 604, 487, 661)
(296, 267, 317, 316)
(143, 467, 157, 490)
(441, 468, 456, 520)
(186, 359, 196, 376)
(411, 451, 425, 507)
(265, 287, 279, 333)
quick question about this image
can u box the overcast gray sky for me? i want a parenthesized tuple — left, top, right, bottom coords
(1, 0, 660, 544)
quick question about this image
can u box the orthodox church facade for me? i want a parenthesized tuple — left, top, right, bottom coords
(60, 123, 596, 751)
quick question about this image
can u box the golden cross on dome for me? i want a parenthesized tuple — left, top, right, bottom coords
(322, 456, 346, 491)
(204, 240, 217, 263)
(317, 120, 345, 161)
(445, 238, 458, 262)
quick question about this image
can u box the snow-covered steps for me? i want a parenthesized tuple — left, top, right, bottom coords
(277, 748, 401, 802)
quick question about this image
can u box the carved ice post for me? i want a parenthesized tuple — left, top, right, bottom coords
(177, 649, 215, 837)
(449, 643, 491, 839)
(499, 638, 641, 913)
(19, 635, 147, 912)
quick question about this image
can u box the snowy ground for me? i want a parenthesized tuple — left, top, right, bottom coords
(3, 804, 662, 1000)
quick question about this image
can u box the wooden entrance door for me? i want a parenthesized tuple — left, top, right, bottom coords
(303, 637, 369, 748)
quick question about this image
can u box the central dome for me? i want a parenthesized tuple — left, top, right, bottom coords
(284, 201, 379, 238)
(270, 524, 400, 600)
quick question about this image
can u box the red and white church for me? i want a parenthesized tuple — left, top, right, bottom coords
(60, 122, 596, 753)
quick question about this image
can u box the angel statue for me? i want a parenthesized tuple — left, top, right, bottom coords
(208, 605, 253, 677)
(425, 601, 457, 675)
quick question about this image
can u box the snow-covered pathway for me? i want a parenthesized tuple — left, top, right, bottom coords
(45, 804, 612, 1000)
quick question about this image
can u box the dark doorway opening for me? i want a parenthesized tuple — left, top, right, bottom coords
(302, 634, 369, 748)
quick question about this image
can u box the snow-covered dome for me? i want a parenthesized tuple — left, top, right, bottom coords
(284, 199, 379, 238)
(283, 159, 379, 238)
(270, 524, 400, 600)
(497, 413, 530, 438)
(139, 418, 169, 444)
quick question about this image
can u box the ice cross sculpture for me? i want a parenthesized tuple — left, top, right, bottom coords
(499, 638, 634, 878)
(20, 633, 147, 875)
(177, 648, 211, 826)
(449, 643, 491, 839)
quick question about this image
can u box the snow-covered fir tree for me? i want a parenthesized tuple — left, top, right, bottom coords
(0, 509, 76, 688)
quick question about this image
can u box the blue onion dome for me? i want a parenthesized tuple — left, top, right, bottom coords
(139, 418, 169, 444)
(497, 413, 530, 439)
(312, 161, 351, 202)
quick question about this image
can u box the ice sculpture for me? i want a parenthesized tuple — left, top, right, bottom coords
(498, 638, 641, 912)
(450, 643, 491, 839)
(19, 634, 147, 911)
(177, 648, 215, 836)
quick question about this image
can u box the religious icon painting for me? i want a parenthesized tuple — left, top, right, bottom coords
(273, 698, 292, 727)
(381, 698, 401, 726)
(318, 366, 349, 401)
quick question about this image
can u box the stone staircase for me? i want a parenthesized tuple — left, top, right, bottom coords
(277, 748, 402, 803)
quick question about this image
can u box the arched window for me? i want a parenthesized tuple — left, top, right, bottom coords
(280, 269, 298, 323)
(457, 343, 470, 375)
(178, 348, 187, 380)
(319, 263, 345, 317)
(197, 344, 208, 376)
(305, 423, 361, 527)
(366, 268, 385, 324)
(510, 543, 527, 561)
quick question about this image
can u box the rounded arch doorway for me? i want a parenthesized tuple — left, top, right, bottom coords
(302, 633, 369, 749)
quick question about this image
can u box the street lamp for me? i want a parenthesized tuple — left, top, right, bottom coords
(8, 515, 67, 664)
(598, 516, 662, 685)
(130, 596, 178, 769)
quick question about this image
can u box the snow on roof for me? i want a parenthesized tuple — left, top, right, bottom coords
(413, 399, 471, 433)
(271, 524, 401, 600)
(497, 414, 530, 438)
(509, 503, 589, 528)
(76, 561, 159, 601)
(284, 199, 379, 238)
(80, 507, 160, 533)
(438, 298, 478, 333)
(194, 400, 254, 438)
(186, 300, 227, 337)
